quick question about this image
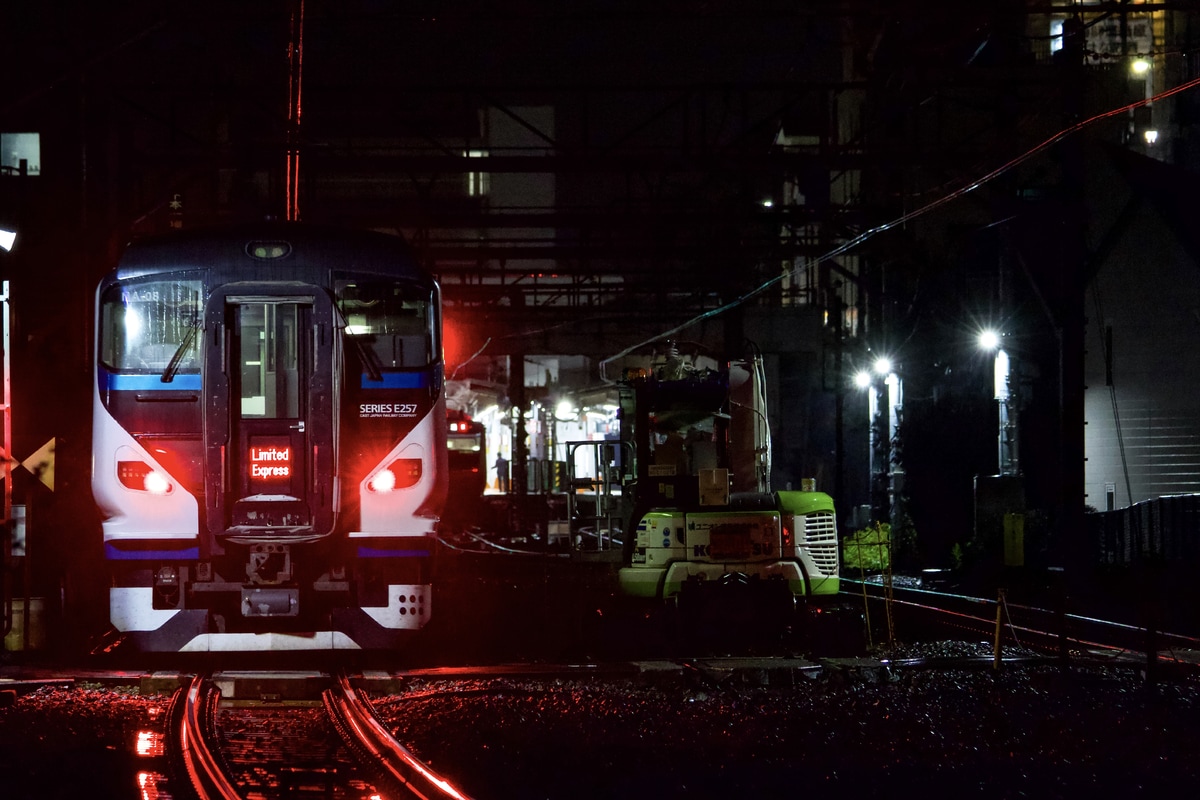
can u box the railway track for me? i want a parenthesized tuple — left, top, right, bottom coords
(55, 589, 1200, 798)
(324, 672, 474, 800)
(162, 672, 473, 800)
(7, 622, 1200, 798)
(166, 674, 240, 800)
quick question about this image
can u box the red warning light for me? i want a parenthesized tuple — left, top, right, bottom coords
(441, 314, 481, 372)
(442, 316, 463, 368)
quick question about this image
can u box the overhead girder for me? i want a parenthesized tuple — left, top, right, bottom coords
(415, 240, 845, 266)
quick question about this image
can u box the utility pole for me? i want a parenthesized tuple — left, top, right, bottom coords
(1, 281, 11, 646)
(1058, 14, 1089, 579)
(285, 0, 305, 221)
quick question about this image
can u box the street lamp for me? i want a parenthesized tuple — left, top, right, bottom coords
(0, 228, 15, 252)
(856, 369, 882, 521)
(882, 370, 903, 527)
(857, 355, 902, 527)
(979, 330, 1018, 476)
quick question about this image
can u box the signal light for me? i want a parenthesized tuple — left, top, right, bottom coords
(118, 460, 174, 494)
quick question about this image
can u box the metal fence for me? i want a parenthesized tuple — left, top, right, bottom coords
(1088, 494, 1200, 566)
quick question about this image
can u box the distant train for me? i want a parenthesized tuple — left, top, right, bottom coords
(92, 222, 447, 651)
(446, 410, 486, 501)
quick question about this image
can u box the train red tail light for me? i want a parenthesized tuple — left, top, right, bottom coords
(367, 458, 422, 493)
(118, 460, 174, 494)
(367, 469, 396, 493)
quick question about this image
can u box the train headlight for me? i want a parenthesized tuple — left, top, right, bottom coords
(118, 460, 174, 494)
(366, 458, 422, 493)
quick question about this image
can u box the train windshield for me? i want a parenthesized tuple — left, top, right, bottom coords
(99, 277, 203, 373)
(448, 432, 482, 453)
(335, 277, 438, 369)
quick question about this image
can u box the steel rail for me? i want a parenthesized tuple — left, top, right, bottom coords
(324, 671, 475, 800)
(167, 673, 242, 800)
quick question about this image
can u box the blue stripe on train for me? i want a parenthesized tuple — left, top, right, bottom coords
(101, 371, 427, 390)
(361, 372, 430, 389)
(105, 543, 200, 560)
(357, 547, 432, 558)
(103, 373, 203, 391)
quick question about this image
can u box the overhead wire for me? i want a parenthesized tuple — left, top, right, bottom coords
(598, 72, 1200, 383)
(449, 337, 493, 380)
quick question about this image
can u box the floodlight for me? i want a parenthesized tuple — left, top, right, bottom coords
(0, 228, 15, 252)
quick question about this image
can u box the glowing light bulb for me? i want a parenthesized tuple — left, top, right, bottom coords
(369, 469, 396, 493)
(143, 471, 171, 494)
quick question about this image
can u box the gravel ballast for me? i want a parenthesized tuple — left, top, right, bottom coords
(2, 642, 1199, 799)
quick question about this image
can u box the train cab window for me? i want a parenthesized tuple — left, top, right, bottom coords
(335, 278, 438, 369)
(235, 302, 302, 419)
(99, 279, 202, 373)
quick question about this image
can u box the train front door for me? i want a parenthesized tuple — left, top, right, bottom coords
(220, 294, 330, 537)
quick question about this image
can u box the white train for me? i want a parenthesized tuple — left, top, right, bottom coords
(92, 222, 447, 651)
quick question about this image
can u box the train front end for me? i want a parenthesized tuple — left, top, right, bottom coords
(91, 225, 447, 652)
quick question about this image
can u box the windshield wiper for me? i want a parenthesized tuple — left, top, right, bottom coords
(161, 322, 201, 383)
(333, 304, 384, 382)
(351, 334, 384, 382)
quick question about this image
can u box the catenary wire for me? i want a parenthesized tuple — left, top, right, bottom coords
(599, 73, 1200, 382)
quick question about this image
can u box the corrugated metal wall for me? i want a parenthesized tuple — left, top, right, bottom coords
(1088, 494, 1200, 566)
(1083, 173, 1200, 511)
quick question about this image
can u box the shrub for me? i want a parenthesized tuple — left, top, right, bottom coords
(842, 522, 892, 573)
